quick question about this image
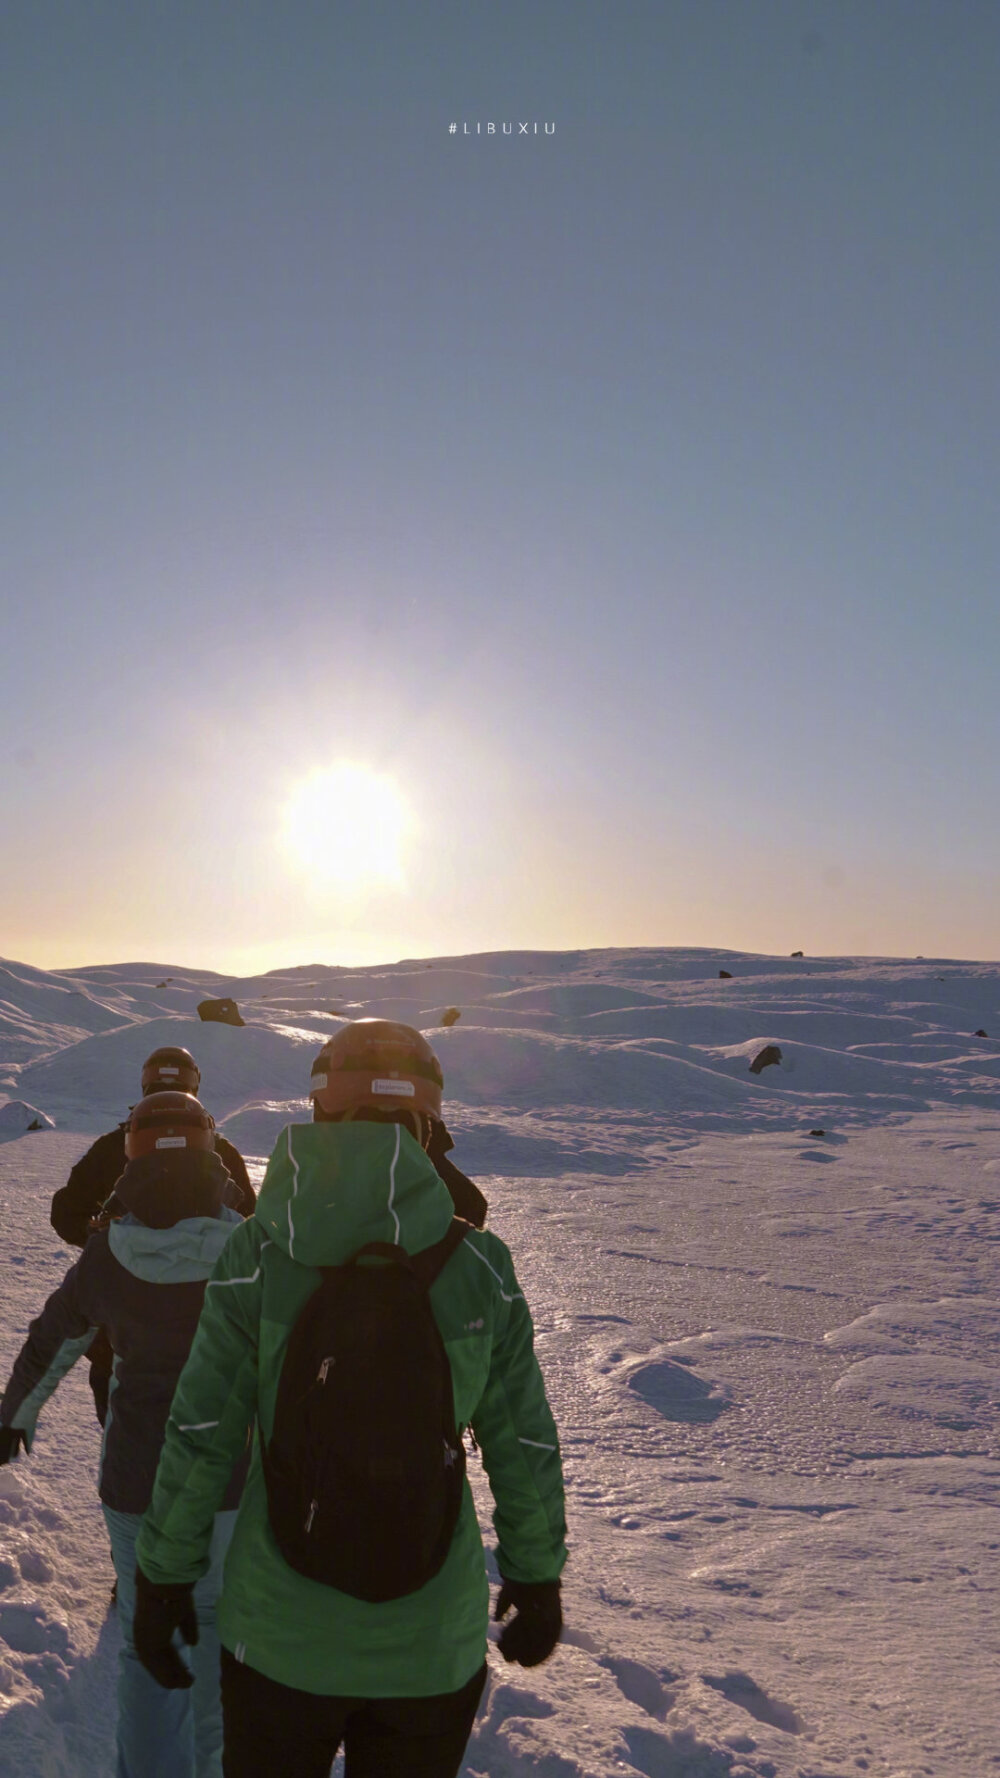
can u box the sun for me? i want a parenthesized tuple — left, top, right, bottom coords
(279, 764, 412, 889)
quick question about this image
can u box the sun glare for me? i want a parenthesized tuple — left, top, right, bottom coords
(279, 764, 412, 889)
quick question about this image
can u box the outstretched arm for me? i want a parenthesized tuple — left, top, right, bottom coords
(0, 1257, 98, 1449)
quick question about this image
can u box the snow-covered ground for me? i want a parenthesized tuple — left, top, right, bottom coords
(0, 945, 998, 1778)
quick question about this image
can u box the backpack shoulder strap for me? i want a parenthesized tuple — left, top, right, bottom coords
(408, 1217, 471, 1291)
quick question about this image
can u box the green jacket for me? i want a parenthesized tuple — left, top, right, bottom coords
(137, 1121, 566, 1697)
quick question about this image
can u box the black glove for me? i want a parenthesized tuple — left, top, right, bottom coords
(133, 1567, 198, 1689)
(0, 1426, 28, 1466)
(494, 1578, 562, 1667)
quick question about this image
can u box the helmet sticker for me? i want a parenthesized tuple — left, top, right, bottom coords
(157, 1066, 180, 1076)
(372, 1078, 416, 1096)
(155, 1135, 187, 1148)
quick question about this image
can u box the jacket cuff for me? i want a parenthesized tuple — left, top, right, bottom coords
(135, 1566, 195, 1602)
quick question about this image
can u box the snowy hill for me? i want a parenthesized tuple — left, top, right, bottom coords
(7, 946, 1000, 1148)
(1, 946, 998, 1777)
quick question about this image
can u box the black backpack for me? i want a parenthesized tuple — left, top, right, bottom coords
(259, 1218, 469, 1602)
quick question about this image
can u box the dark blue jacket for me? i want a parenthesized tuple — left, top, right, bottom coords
(1, 1150, 245, 1513)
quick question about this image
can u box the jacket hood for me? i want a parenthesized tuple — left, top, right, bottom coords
(255, 1121, 455, 1267)
(113, 1149, 234, 1228)
(108, 1206, 243, 1283)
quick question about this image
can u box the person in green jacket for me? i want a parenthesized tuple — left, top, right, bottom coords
(134, 1019, 566, 1778)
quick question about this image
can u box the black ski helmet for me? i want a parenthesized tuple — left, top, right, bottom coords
(310, 1020, 444, 1120)
(125, 1093, 216, 1161)
(141, 1046, 201, 1097)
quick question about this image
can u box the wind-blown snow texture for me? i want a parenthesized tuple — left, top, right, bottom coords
(0, 946, 997, 1778)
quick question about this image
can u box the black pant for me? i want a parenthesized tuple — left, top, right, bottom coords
(220, 1648, 487, 1778)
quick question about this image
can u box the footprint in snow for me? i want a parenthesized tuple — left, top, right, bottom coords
(0, 1473, 29, 1509)
(628, 1360, 731, 1424)
(481, 1680, 555, 1724)
(598, 1653, 676, 1720)
(558, 1623, 599, 1653)
(18, 1548, 54, 1584)
(702, 1669, 804, 1735)
(545, 1632, 679, 1725)
(0, 1600, 72, 1657)
(622, 1723, 772, 1778)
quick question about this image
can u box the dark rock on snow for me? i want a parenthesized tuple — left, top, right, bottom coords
(749, 1044, 782, 1075)
(197, 998, 245, 1028)
(0, 1100, 55, 1135)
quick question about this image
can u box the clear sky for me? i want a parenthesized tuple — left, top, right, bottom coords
(3, 1, 999, 972)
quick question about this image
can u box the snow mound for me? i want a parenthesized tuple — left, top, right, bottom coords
(832, 1355, 1000, 1430)
(216, 1099, 309, 1160)
(490, 982, 670, 1016)
(224, 962, 520, 1000)
(703, 1035, 950, 1107)
(16, 1016, 321, 1129)
(435, 1027, 764, 1113)
(0, 961, 137, 1034)
(0, 1099, 55, 1135)
(824, 1297, 1000, 1355)
(664, 1326, 810, 1355)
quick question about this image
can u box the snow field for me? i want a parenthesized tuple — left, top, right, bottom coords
(0, 947, 998, 1776)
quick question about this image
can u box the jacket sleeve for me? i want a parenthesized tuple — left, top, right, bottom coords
(426, 1120, 488, 1228)
(0, 1256, 99, 1445)
(50, 1128, 126, 1247)
(136, 1219, 263, 1585)
(468, 1239, 567, 1585)
(215, 1135, 256, 1217)
(434, 1152, 488, 1230)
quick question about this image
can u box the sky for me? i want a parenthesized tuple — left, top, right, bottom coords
(2, 0, 999, 973)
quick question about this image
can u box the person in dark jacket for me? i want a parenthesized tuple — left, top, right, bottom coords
(1, 1093, 247, 1778)
(49, 1045, 254, 1426)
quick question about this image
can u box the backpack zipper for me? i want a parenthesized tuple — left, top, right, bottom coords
(305, 1498, 319, 1533)
(318, 1356, 335, 1383)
